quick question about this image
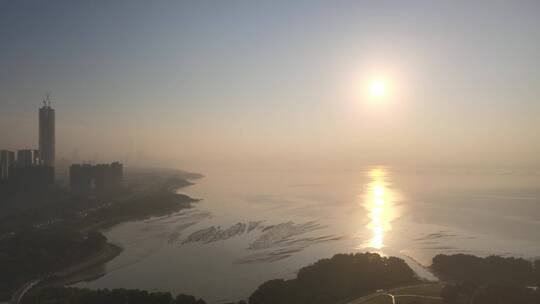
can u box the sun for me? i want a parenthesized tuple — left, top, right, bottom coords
(370, 81, 386, 98)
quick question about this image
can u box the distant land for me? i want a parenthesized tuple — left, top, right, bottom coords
(0, 167, 202, 302)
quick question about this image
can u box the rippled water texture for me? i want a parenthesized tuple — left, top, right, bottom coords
(77, 167, 540, 303)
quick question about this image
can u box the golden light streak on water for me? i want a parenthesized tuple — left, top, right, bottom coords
(362, 168, 400, 249)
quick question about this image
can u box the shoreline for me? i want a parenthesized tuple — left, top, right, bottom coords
(50, 243, 123, 286)
(10, 244, 122, 304)
(61, 188, 199, 285)
(10, 179, 200, 303)
(64, 195, 198, 286)
(80, 198, 199, 234)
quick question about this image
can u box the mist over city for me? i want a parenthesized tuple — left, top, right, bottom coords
(1, 1, 540, 304)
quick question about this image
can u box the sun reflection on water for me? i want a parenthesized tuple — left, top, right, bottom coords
(362, 168, 400, 249)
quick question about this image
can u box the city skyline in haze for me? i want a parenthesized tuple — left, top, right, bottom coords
(1, 1, 540, 170)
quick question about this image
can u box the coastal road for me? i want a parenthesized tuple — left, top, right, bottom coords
(387, 294, 395, 304)
(392, 294, 442, 302)
(10, 243, 121, 304)
(348, 293, 442, 304)
(346, 293, 393, 304)
(8, 171, 185, 304)
(347, 292, 384, 304)
(10, 278, 44, 304)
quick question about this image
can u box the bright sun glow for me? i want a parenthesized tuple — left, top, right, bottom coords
(370, 81, 386, 97)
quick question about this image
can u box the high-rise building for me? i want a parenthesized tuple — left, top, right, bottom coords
(39, 95, 55, 167)
(16, 149, 41, 167)
(0, 150, 15, 180)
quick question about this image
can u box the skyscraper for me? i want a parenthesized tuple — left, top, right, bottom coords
(0, 150, 15, 180)
(39, 94, 55, 167)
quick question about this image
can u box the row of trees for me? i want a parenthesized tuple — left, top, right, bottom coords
(20, 252, 417, 304)
(22, 287, 251, 304)
(22, 287, 208, 304)
(432, 254, 540, 285)
(433, 254, 540, 304)
(249, 252, 419, 304)
(22, 252, 540, 304)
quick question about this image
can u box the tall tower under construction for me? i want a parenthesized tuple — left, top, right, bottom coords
(39, 94, 55, 167)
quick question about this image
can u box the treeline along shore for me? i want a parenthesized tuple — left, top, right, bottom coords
(18, 252, 540, 304)
(0, 168, 202, 302)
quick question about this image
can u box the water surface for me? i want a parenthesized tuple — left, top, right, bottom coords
(77, 167, 540, 303)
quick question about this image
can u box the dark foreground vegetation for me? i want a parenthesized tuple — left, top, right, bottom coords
(432, 253, 540, 285)
(22, 287, 250, 304)
(249, 252, 418, 304)
(21, 252, 416, 304)
(22, 287, 210, 304)
(20, 252, 540, 304)
(0, 170, 199, 301)
(432, 254, 540, 304)
(0, 228, 106, 300)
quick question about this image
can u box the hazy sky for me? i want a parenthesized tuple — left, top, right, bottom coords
(1, 1, 539, 170)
